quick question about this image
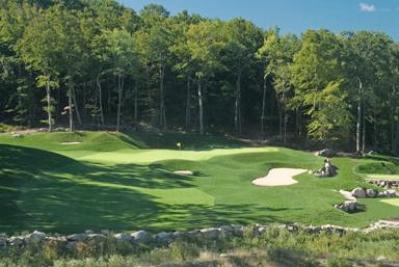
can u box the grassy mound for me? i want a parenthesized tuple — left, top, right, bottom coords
(1, 131, 399, 234)
(356, 161, 399, 175)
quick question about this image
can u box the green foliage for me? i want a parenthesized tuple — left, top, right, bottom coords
(187, 20, 227, 80)
(305, 81, 352, 142)
(1, 1, 399, 151)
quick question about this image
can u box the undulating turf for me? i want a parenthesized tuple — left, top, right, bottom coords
(1, 131, 399, 234)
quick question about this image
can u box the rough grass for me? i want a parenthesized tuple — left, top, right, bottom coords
(1, 226, 399, 267)
(1, 131, 399, 234)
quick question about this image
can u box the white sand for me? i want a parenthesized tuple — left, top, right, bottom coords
(61, 142, 81, 145)
(173, 170, 194, 176)
(252, 168, 307, 187)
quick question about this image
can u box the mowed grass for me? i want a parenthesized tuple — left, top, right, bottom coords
(0, 131, 399, 234)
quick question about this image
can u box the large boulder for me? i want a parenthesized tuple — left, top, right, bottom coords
(318, 148, 336, 157)
(366, 189, 377, 198)
(8, 236, 24, 246)
(131, 230, 152, 243)
(87, 233, 106, 242)
(335, 200, 358, 213)
(154, 232, 173, 244)
(114, 233, 132, 242)
(351, 187, 366, 198)
(200, 227, 220, 239)
(67, 233, 87, 242)
(219, 225, 234, 238)
(27, 230, 46, 244)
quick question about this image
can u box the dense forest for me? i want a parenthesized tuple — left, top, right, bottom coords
(1, 0, 399, 154)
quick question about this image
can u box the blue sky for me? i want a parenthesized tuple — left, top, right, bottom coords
(119, 0, 399, 40)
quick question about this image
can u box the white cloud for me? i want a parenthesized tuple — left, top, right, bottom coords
(359, 3, 376, 12)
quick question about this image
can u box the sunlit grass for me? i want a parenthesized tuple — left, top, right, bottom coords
(0, 131, 399, 234)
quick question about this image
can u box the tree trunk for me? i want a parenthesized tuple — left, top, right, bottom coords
(362, 106, 366, 153)
(283, 112, 288, 145)
(395, 123, 399, 155)
(234, 71, 242, 135)
(198, 80, 204, 135)
(96, 73, 105, 125)
(159, 59, 166, 129)
(46, 80, 52, 132)
(261, 75, 267, 137)
(391, 86, 396, 154)
(295, 109, 302, 137)
(116, 75, 124, 132)
(373, 112, 377, 150)
(72, 87, 81, 126)
(185, 77, 191, 130)
(68, 86, 73, 132)
(134, 82, 138, 122)
(356, 79, 362, 153)
(278, 105, 283, 138)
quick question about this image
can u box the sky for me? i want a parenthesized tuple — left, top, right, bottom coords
(118, 0, 399, 40)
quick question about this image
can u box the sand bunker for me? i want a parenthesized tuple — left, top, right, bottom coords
(61, 142, 81, 145)
(252, 168, 307, 187)
(173, 170, 194, 176)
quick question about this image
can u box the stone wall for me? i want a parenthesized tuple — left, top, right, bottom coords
(1, 222, 398, 252)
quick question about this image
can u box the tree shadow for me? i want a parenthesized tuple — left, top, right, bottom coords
(0, 144, 298, 234)
(125, 131, 245, 151)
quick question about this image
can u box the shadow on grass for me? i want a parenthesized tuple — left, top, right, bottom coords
(125, 131, 245, 151)
(0, 144, 288, 234)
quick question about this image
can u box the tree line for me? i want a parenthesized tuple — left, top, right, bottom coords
(1, 0, 399, 154)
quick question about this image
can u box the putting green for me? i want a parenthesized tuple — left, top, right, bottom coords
(381, 199, 399, 207)
(1, 131, 399, 234)
(364, 174, 399, 181)
(76, 147, 280, 164)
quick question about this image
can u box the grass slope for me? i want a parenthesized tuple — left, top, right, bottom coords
(1, 131, 399, 234)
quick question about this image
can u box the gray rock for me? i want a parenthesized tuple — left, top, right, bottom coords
(200, 227, 220, 239)
(67, 233, 87, 242)
(253, 224, 267, 236)
(186, 230, 201, 239)
(114, 233, 132, 242)
(231, 224, 244, 236)
(27, 230, 46, 243)
(351, 187, 366, 198)
(8, 236, 24, 246)
(154, 232, 172, 244)
(304, 226, 321, 234)
(170, 231, 182, 240)
(336, 200, 358, 212)
(318, 148, 336, 157)
(0, 234, 7, 248)
(87, 234, 106, 242)
(366, 189, 377, 198)
(386, 190, 397, 197)
(286, 224, 299, 232)
(345, 200, 357, 211)
(219, 225, 234, 237)
(131, 230, 151, 243)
